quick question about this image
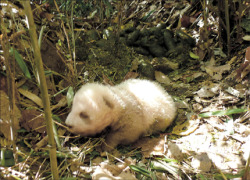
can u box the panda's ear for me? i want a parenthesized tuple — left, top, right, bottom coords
(103, 97, 114, 109)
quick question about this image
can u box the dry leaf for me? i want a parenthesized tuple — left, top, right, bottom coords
(123, 72, 139, 80)
(155, 71, 172, 85)
(204, 58, 231, 80)
(18, 88, 43, 108)
(236, 46, 250, 81)
(102, 74, 114, 86)
(51, 96, 67, 110)
(0, 137, 12, 146)
(191, 153, 212, 172)
(0, 74, 8, 94)
(0, 90, 20, 140)
(172, 115, 200, 136)
(35, 136, 48, 150)
(92, 161, 137, 180)
(20, 109, 46, 133)
(133, 135, 166, 157)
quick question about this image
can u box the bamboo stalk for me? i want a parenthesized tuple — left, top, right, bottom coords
(0, 17, 17, 163)
(225, 0, 231, 56)
(203, 0, 208, 42)
(22, 1, 59, 179)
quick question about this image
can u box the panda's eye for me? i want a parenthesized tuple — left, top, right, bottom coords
(80, 112, 89, 119)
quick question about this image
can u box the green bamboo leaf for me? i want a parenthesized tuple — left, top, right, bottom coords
(10, 48, 31, 79)
(151, 160, 180, 178)
(214, 170, 244, 179)
(141, 10, 155, 21)
(160, 158, 179, 163)
(67, 86, 74, 106)
(199, 108, 248, 117)
(129, 165, 151, 178)
(223, 109, 248, 115)
(189, 51, 199, 59)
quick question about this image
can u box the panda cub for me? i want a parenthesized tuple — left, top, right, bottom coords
(65, 79, 177, 150)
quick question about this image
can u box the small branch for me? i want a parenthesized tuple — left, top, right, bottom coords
(22, 1, 59, 179)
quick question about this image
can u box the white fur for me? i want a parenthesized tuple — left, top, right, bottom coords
(65, 79, 177, 149)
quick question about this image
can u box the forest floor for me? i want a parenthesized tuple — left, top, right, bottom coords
(0, 1, 249, 179)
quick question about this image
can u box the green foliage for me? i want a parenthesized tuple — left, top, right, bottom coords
(141, 10, 156, 22)
(10, 48, 31, 79)
(213, 170, 244, 179)
(0, 149, 24, 167)
(60, 177, 78, 180)
(66, 86, 74, 107)
(102, 0, 114, 19)
(150, 159, 180, 178)
(129, 165, 154, 178)
(199, 108, 248, 117)
(196, 174, 210, 180)
(45, 0, 114, 19)
(241, 18, 250, 32)
(42, 0, 93, 17)
(89, 150, 100, 160)
(189, 51, 199, 60)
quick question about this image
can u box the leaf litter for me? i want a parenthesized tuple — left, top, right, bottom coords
(0, 0, 249, 179)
